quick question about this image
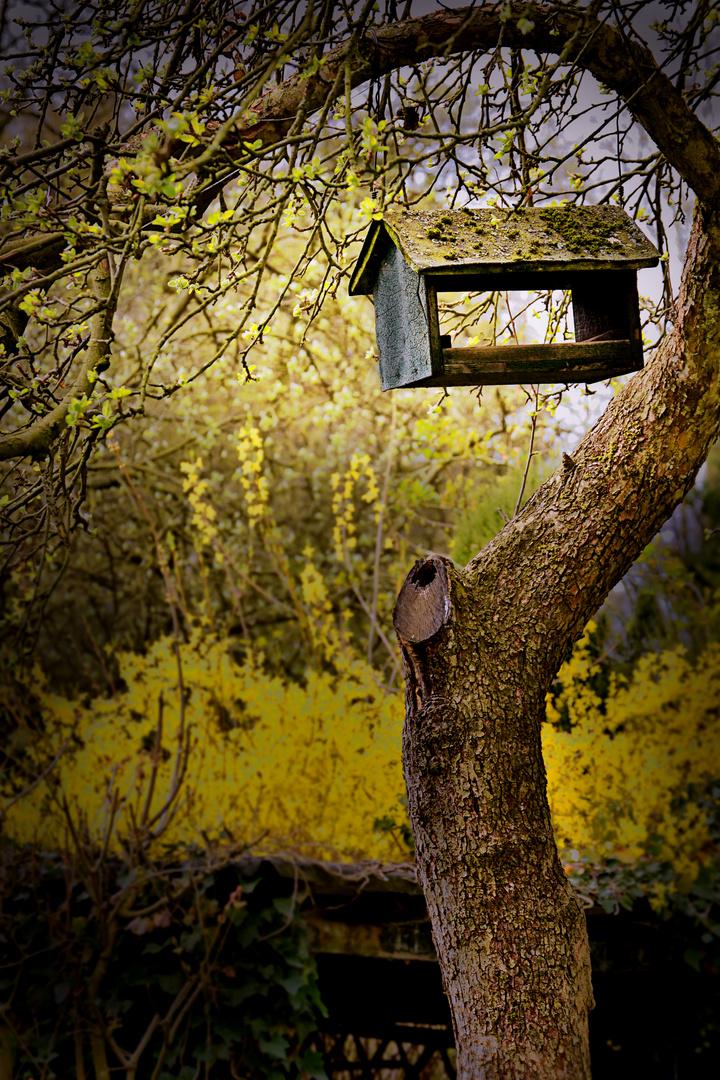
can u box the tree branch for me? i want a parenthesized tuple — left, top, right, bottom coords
(0, 260, 115, 462)
(466, 203, 720, 679)
(228, 3, 720, 203)
(6, 2, 719, 470)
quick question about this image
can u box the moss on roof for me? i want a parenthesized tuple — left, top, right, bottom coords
(349, 204, 659, 295)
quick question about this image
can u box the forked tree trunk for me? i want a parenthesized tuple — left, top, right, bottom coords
(395, 201, 720, 1079)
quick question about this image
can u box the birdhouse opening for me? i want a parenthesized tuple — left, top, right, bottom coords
(349, 206, 659, 391)
(437, 289, 575, 353)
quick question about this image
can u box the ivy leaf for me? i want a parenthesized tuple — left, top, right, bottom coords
(277, 971, 305, 997)
(272, 896, 296, 919)
(258, 1034, 290, 1060)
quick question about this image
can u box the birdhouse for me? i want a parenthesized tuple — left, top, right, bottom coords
(348, 206, 659, 390)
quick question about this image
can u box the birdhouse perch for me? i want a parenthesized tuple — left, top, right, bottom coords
(349, 206, 659, 390)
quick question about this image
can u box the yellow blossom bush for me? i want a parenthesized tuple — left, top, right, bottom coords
(2, 627, 408, 861)
(5, 618, 720, 895)
(236, 426, 270, 528)
(331, 453, 382, 562)
(180, 457, 218, 547)
(4, 435, 720, 890)
(543, 624, 720, 893)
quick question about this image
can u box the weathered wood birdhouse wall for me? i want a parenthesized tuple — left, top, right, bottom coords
(348, 206, 659, 390)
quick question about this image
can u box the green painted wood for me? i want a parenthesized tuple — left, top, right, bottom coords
(373, 242, 433, 390)
(425, 281, 443, 372)
(350, 219, 388, 297)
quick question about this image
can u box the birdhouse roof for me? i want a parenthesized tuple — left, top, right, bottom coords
(349, 205, 659, 295)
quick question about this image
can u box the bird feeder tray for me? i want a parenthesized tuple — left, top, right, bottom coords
(348, 206, 659, 390)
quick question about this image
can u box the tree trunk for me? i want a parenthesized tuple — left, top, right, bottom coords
(395, 200, 720, 1078)
(396, 557, 593, 1077)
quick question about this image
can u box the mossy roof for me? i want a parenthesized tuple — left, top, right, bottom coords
(349, 205, 659, 295)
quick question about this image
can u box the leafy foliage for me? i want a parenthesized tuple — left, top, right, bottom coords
(0, 845, 327, 1080)
(5, 609, 720, 914)
(5, 435, 720, 912)
(2, 215, 550, 688)
(2, 2, 720, 1071)
(450, 461, 545, 565)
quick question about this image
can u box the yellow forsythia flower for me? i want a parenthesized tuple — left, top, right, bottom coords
(544, 624, 720, 893)
(2, 629, 409, 863)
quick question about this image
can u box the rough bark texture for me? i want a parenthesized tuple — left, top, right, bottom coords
(396, 555, 594, 1078)
(394, 199, 720, 1077)
(389, 7, 720, 1071)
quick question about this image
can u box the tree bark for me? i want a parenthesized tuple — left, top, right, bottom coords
(396, 555, 594, 1078)
(374, 7, 720, 1075)
(386, 9, 720, 1069)
(394, 199, 720, 1080)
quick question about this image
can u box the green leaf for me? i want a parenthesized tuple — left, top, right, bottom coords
(213, 1019, 250, 1042)
(158, 971, 186, 994)
(277, 971, 305, 997)
(143, 940, 172, 955)
(296, 1049, 329, 1079)
(690, 882, 719, 901)
(258, 1034, 290, 1060)
(179, 927, 204, 952)
(272, 896, 296, 919)
(222, 983, 259, 1007)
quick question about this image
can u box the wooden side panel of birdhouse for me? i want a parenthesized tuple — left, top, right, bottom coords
(373, 244, 434, 390)
(571, 270, 642, 368)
